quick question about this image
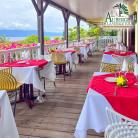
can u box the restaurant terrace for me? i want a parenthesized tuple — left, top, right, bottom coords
(0, 0, 138, 138)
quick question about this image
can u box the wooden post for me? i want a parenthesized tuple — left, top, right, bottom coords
(62, 9, 70, 48)
(31, 0, 51, 55)
(76, 16, 81, 42)
(122, 28, 123, 43)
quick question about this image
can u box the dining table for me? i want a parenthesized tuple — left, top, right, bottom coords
(0, 90, 19, 138)
(75, 72, 138, 138)
(105, 45, 126, 52)
(51, 50, 78, 69)
(0, 59, 56, 107)
(70, 45, 89, 59)
(101, 51, 137, 64)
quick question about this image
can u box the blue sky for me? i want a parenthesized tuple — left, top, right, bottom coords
(0, 0, 89, 33)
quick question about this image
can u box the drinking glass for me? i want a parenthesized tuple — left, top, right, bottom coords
(26, 57, 30, 64)
(122, 71, 128, 78)
(134, 75, 138, 85)
(116, 65, 122, 76)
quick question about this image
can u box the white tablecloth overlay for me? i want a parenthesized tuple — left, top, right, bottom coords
(105, 46, 126, 52)
(102, 54, 137, 64)
(74, 72, 113, 138)
(0, 61, 56, 93)
(65, 51, 78, 69)
(80, 47, 88, 59)
(89, 43, 95, 53)
(0, 90, 19, 138)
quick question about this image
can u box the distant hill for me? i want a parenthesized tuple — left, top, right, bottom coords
(0, 30, 63, 37)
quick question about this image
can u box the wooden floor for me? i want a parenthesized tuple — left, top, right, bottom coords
(13, 51, 104, 138)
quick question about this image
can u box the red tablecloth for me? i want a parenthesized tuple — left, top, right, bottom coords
(51, 50, 75, 54)
(87, 73, 138, 121)
(104, 51, 134, 56)
(0, 60, 48, 68)
(70, 46, 88, 48)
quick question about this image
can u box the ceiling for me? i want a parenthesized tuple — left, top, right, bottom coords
(51, 0, 135, 27)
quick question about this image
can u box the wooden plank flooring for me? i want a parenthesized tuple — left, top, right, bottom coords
(12, 51, 104, 138)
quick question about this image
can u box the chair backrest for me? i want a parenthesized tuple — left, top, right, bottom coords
(128, 62, 134, 73)
(108, 48, 115, 52)
(0, 72, 17, 92)
(100, 62, 122, 72)
(125, 54, 135, 63)
(74, 47, 81, 55)
(105, 107, 138, 138)
(0, 67, 12, 74)
(51, 52, 66, 62)
(111, 54, 126, 64)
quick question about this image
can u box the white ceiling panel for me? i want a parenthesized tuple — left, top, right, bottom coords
(51, 0, 135, 19)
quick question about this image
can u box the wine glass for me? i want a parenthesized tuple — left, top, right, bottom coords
(116, 65, 122, 77)
(26, 57, 30, 64)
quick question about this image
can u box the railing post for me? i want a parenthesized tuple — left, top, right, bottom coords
(76, 16, 81, 43)
(62, 9, 70, 48)
(31, 0, 51, 55)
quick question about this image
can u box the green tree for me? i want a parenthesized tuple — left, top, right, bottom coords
(0, 36, 9, 42)
(68, 26, 87, 41)
(24, 35, 51, 43)
(87, 24, 97, 37)
(93, 28, 100, 38)
(44, 36, 51, 41)
(54, 36, 61, 40)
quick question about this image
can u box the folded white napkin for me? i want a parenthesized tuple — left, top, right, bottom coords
(122, 59, 128, 72)
(22, 51, 26, 59)
(120, 46, 124, 51)
(134, 62, 138, 76)
(24, 51, 30, 59)
(116, 43, 119, 50)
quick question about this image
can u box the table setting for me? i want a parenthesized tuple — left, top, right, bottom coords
(102, 51, 137, 64)
(105, 43, 126, 52)
(75, 62, 138, 138)
(70, 44, 89, 60)
(0, 50, 56, 106)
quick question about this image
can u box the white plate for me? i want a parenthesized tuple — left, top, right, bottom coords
(17, 61, 26, 64)
(105, 77, 116, 82)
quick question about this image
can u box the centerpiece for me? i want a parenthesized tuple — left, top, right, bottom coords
(115, 75, 127, 87)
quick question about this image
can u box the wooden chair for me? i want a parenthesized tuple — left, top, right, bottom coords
(0, 70, 24, 117)
(100, 62, 122, 72)
(108, 48, 115, 52)
(74, 47, 82, 66)
(100, 62, 134, 73)
(50, 52, 68, 81)
(128, 62, 134, 73)
(0, 67, 12, 74)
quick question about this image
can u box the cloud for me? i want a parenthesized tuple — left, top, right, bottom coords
(0, 0, 89, 32)
(12, 22, 32, 30)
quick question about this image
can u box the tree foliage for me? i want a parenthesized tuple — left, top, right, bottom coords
(24, 35, 51, 43)
(0, 36, 9, 42)
(54, 36, 61, 40)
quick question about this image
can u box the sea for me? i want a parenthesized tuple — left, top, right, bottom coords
(8, 36, 62, 41)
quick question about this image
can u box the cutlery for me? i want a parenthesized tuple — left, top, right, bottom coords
(115, 72, 117, 78)
(114, 87, 117, 96)
(122, 85, 138, 88)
